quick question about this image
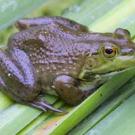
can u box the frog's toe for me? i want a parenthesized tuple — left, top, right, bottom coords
(28, 98, 64, 113)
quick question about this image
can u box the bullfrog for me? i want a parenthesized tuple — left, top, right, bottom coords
(0, 16, 135, 113)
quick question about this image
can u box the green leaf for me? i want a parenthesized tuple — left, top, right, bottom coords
(49, 67, 135, 135)
(0, 0, 48, 30)
(90, 0, 135, 33)
(69, 76, 135, 135)
(86, 89, 135, 135)
(0, 0, 135, 135)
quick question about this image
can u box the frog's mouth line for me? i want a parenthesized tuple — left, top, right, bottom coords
(79, 66, 134, 80)
(80, 68, 126, 81)
(99, 69, 126, 79)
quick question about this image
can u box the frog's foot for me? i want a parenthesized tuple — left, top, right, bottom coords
(53, 75, 88, 106)
(16, 16, 89, 32)
(27, 97, 64, 113)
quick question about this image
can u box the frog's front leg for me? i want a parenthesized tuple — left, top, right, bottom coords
(0, 48, 62, 112)
(16, 16, 89, 32)
(53, 75, 93, 105)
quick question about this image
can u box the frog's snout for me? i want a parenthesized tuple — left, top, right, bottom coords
(121, 48, 135, 55)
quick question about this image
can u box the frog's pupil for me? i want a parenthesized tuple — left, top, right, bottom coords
(105, 48, 113, 54)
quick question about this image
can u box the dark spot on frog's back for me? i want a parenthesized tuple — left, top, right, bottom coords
(23, 39, 43, 49)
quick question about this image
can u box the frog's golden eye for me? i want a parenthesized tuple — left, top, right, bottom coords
(102, 46, 118, 58)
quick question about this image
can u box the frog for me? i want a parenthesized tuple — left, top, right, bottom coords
(0, 16, 135, 113)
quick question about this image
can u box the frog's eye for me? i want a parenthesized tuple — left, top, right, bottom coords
(102, 46, 118, 58)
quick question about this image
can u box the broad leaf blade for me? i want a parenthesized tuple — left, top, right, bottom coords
(0, 0, 48, 30)
(86, 92, 135, 135)
(48, 68, 135, 135)
(0, 0, 135, 135)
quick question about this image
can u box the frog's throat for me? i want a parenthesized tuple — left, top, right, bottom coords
(78, 68, 128, 85)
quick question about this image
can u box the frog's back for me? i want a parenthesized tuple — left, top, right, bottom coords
(7, 24, 87, 81)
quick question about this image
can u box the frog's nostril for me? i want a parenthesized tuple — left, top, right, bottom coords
(128, 49, 134, 55)
(121, 48, 134, 55)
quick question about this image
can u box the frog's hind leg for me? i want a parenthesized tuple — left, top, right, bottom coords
(16, 16, 89, 32)
(0, 48, 64, 113)
(0, 48, 40, 101)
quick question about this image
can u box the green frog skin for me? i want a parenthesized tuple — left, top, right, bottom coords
(0, 16, 135, 112)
